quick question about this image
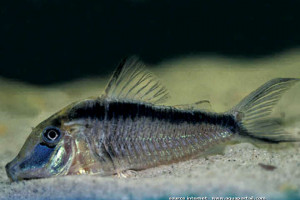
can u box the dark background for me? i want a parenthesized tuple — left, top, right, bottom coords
(1, 0, 300, 85)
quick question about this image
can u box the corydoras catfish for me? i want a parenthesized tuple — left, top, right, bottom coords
(5, 57, 300, 181)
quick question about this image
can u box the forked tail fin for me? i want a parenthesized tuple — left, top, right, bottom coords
(229, 78, 300, 143)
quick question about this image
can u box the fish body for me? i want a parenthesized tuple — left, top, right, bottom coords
(63, 99, 235, 176)
(5, 57, 299, 181)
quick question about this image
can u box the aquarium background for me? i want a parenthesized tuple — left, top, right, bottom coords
(1, 0, 300, 84)
(1, 1, 300, 200)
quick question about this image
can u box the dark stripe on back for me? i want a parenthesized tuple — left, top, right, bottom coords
(67, 99, 237, 132)
(68, 100, 105, 120)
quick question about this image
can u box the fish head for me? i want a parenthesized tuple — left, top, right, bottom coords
(5, 114, 75, 181)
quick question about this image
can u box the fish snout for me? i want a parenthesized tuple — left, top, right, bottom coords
(5, 159, 20, 181)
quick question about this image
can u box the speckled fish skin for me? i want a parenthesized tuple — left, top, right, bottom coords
(5, 57, 299, 181)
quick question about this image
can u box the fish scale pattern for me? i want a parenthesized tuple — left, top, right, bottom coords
(93, 108, 234, 173)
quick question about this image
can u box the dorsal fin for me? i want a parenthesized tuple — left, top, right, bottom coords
(173, 100, 213, 112)
(101, 56, 170, 104)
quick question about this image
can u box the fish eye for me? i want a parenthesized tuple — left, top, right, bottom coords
(42, 127, 61, 145)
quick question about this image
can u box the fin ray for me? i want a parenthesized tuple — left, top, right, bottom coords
(229, 78, 300, 142)
(102, 56, 170, 104)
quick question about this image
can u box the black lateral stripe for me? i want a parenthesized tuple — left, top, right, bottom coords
(68, 100, 105, 120)
(67, 99, 237, 132)
(105, 101, 237, 131)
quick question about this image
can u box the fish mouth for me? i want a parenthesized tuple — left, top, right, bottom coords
(5, 160, 49, 181)
(5, 160, 19, 182)
(5, 157, 41, 182)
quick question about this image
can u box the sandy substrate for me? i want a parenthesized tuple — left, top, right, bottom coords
(1, 50, 300, 200)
